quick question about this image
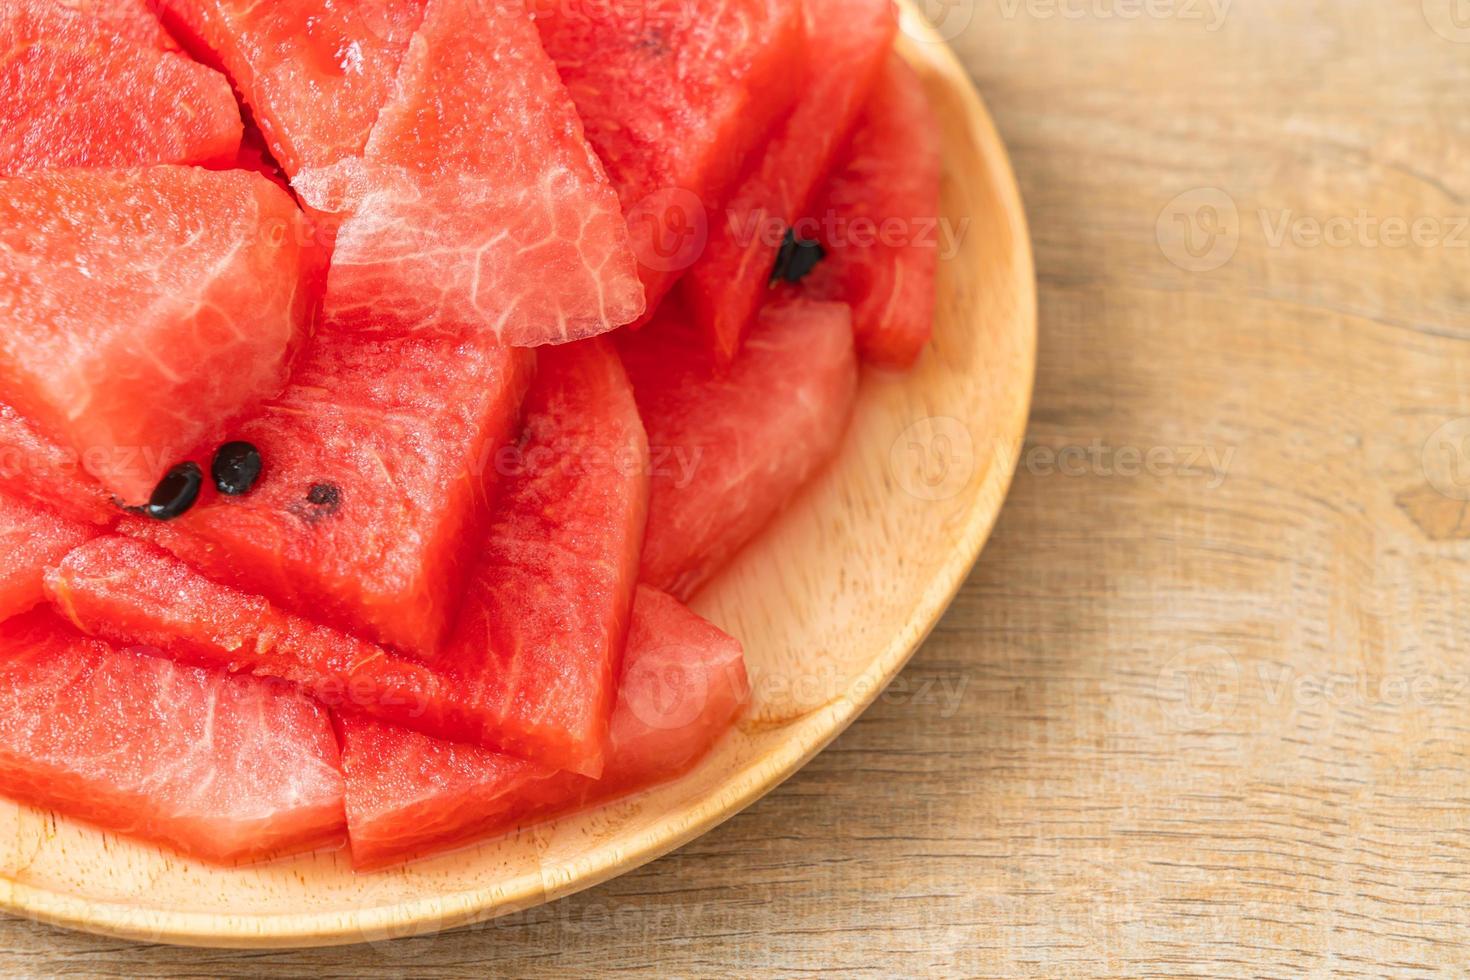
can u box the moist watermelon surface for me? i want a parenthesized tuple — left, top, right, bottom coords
(0, 492, 93, 624)
(0, 166, 313, 504)
(299, 0, 646, 345)
(0, 402, 115, 526)
(529, 0, 806, 311)
(680, 0, 896, 361)
(621, 297, 859, 600)
(439, 337, 649, 776)
(0, 611, 345, 865)
(794, 55, 943, 369)
(340, 585, 749, 869)
(0, 0, 242, 173)
(125, 327, 533, 660)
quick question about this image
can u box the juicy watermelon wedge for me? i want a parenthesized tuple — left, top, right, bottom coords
(0, 493, 93, 624)
(441, 337, 648, 776)
(1, 0, 242, 173)
(126, 328, 533, 660)
(681, 0, 897, 361)
(620, 298, 859, 600)
(0, 402, 115, 526)
(0, 611, 345, 865)
(299, 0, 645, 345)
(795, 55, 942, 369)
(529, 0, 806, 311)
(0, 166, 313, 504)
(340, 586, 749, 870)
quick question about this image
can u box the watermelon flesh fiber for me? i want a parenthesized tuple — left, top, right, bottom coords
(340, 585, 749, 870)
(680, 0, 897, 362)
(621, 297, 860, 600)
(124, 327, 534, 660)
(0, 166, 313, 504)
(0, 0, 242, 174)
(793, 54, 943, 369)
(0, 491, 94, 624)
(528, 0, 807, 313)
(0, 401, 116, 526)
(0, 611, 345, 865)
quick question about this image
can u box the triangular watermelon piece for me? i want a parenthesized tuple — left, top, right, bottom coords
(680, 0, 897, 362)
(125, 327, 534, 660)
(340, 586, 749, 870)
(1, 0, 242, 173)
(440, 336, 649, 776)
(0, 611, 344, 865)
(0, 492, 94, 625)
(620, 297, 859, 600)
(529, 0, 806, 312)
(0, 401, 115, 526)
(794, 55, 942, 369)
(0, 166, 314, 504)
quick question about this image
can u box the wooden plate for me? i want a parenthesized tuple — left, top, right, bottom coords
(0, 3, 1035, 948)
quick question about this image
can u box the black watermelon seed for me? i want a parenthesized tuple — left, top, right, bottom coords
(212, 441, 263, 496)
(146, 462, 204, 521)
(289, 481, 343, 525)
(769, 228, 826, 286)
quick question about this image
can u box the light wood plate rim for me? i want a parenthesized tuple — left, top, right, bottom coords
(0, 2, 1036, 947)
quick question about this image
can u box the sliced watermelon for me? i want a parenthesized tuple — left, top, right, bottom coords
(442, 337, 648, 776)
(0, 0, 242, 173)
(680, 0, 896, 362)
(0, 166, 313, 504)
(296, 0, 645, 345)
(340, 586, 749, 870)
(0, 611, 345, 865)
(125, 328, 533, 660)
(0, 402, 115, 526)
(620, 298, 859, 600)
(0, 493, 93, 624)
(529, 0, 806, 311)
(795, 55, 942, 369)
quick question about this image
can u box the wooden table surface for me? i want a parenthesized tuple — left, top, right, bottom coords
(6, 1, 1469, 975)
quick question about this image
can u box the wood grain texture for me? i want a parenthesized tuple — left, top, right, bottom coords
(5, 0, 1470, 973)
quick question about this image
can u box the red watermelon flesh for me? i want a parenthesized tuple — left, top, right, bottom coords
(620, 297, 859, 600)
(298, 0, 645, 346)
(680, 0, 896, 362)
(0, 402, 115, 526)
(0, 166, 313, 504)
(340, 585, 749, 870)
(46, 534, 569, 752)
(0, 610, 345, 865)
(125, 328, 533, 660)
(529, 0, 806, 312)
(0, 493, 94, 624)
(795, 55, 942, 369)
(0, 0, 242, 173)
(157, 0, 422, 192)
(441, 337, 648, 777)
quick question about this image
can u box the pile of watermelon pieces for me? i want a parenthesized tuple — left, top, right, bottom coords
(0, 0, 942, 869)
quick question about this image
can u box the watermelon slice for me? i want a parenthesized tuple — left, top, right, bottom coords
(0, 402, 115, 526)
(440, 336, 648, 776)
(0, 493, 93, 624)
(680, 0, 897, 362)
(297, 0, 645, 345)
(620, 298, 859, 600)
(795, 55, 942, 369)
(0, 166, 313, 504)
(0, 611, 345, 865)
(0, 0, 242, 173)
(340, 586, 749, 869)
(529, 0, 806, 311)
(125, 327, 533, 660)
